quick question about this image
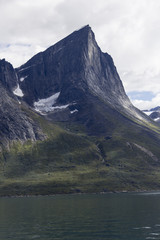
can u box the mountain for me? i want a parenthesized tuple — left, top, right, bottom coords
(150, 106, 160, 111)
(0, 59, 45, 148)
(143, 106, 160, 122)
(16, 25, 150, 134)
(1, 25, 160, 195)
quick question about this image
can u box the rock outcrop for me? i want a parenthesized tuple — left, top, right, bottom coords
(0, 59, 44, 147)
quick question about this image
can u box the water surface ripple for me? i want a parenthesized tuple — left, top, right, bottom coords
(0, 192, 160, 239)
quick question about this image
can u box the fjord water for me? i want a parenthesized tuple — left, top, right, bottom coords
(0, 193, 160, 240)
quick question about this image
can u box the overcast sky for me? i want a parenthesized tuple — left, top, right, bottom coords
(0, 0, 160, 110)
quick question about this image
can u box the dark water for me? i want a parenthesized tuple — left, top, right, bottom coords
(0, 192, 160, 239)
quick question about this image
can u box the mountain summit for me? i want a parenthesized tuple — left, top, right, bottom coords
(0, 26, 160, 195)
(16, 25, 150, 134)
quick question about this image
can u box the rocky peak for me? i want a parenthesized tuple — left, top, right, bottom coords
(15, 26, 152, 134)
(16, 26, 96, 105)
(0, 59, 17, 95)
(16, 25, 127, 106)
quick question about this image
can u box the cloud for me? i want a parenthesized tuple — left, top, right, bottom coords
(132, 93, 160, 110)
(121, 69, 160, 94)
(0, 0, 65, 66)
(0, 0, 64, 45)
(0, 44, 45, 67)
(121, 69, 160, 109)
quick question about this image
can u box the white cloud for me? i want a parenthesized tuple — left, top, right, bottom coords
(0, 44, 45, 67)
(121, 69, 160, 94)
(122, 69, 160, 109)
(132, 93, 160, 110)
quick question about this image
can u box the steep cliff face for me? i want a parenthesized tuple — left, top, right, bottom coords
(16, 25, 151, 134)
(0, 59, 17, 95)
(0, 59, 44, 147)
(16, 25, 128, 105)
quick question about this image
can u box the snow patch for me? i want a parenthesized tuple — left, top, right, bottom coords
(36, 103, 69, 113)
(143, 111, 153, 116)
(52, 104, 70, 111)
(70, 109, 78, 114)
(34, 92, 60, 113)
(34, 92, 70, 113)
(34, 92, 78, 114)
(154, 117, 160, 122)
(13, 84, 24, 97)
(20, 76, 28, 82)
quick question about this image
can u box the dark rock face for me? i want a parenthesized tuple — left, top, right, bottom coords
(0, 59, 17, 95)
(0, 60, 44, 147)
(150, 111, 160, 119)
(150, 106, 160, 112)
(17, 26, 128, 106)
(15, 25, 151, 135)
(150, 110, 160, 122)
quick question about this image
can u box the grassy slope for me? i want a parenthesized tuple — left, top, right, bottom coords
(0, 105, 160, 196)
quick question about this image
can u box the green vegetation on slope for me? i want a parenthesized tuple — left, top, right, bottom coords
(0, 105, 160, 196)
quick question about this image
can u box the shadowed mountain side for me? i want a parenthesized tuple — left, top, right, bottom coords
(0, 60, 45, 147)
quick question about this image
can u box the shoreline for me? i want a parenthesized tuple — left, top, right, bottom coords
(1, 189, 160, 199)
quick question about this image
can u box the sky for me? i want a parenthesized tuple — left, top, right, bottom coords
(0, 0, 160, 110)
